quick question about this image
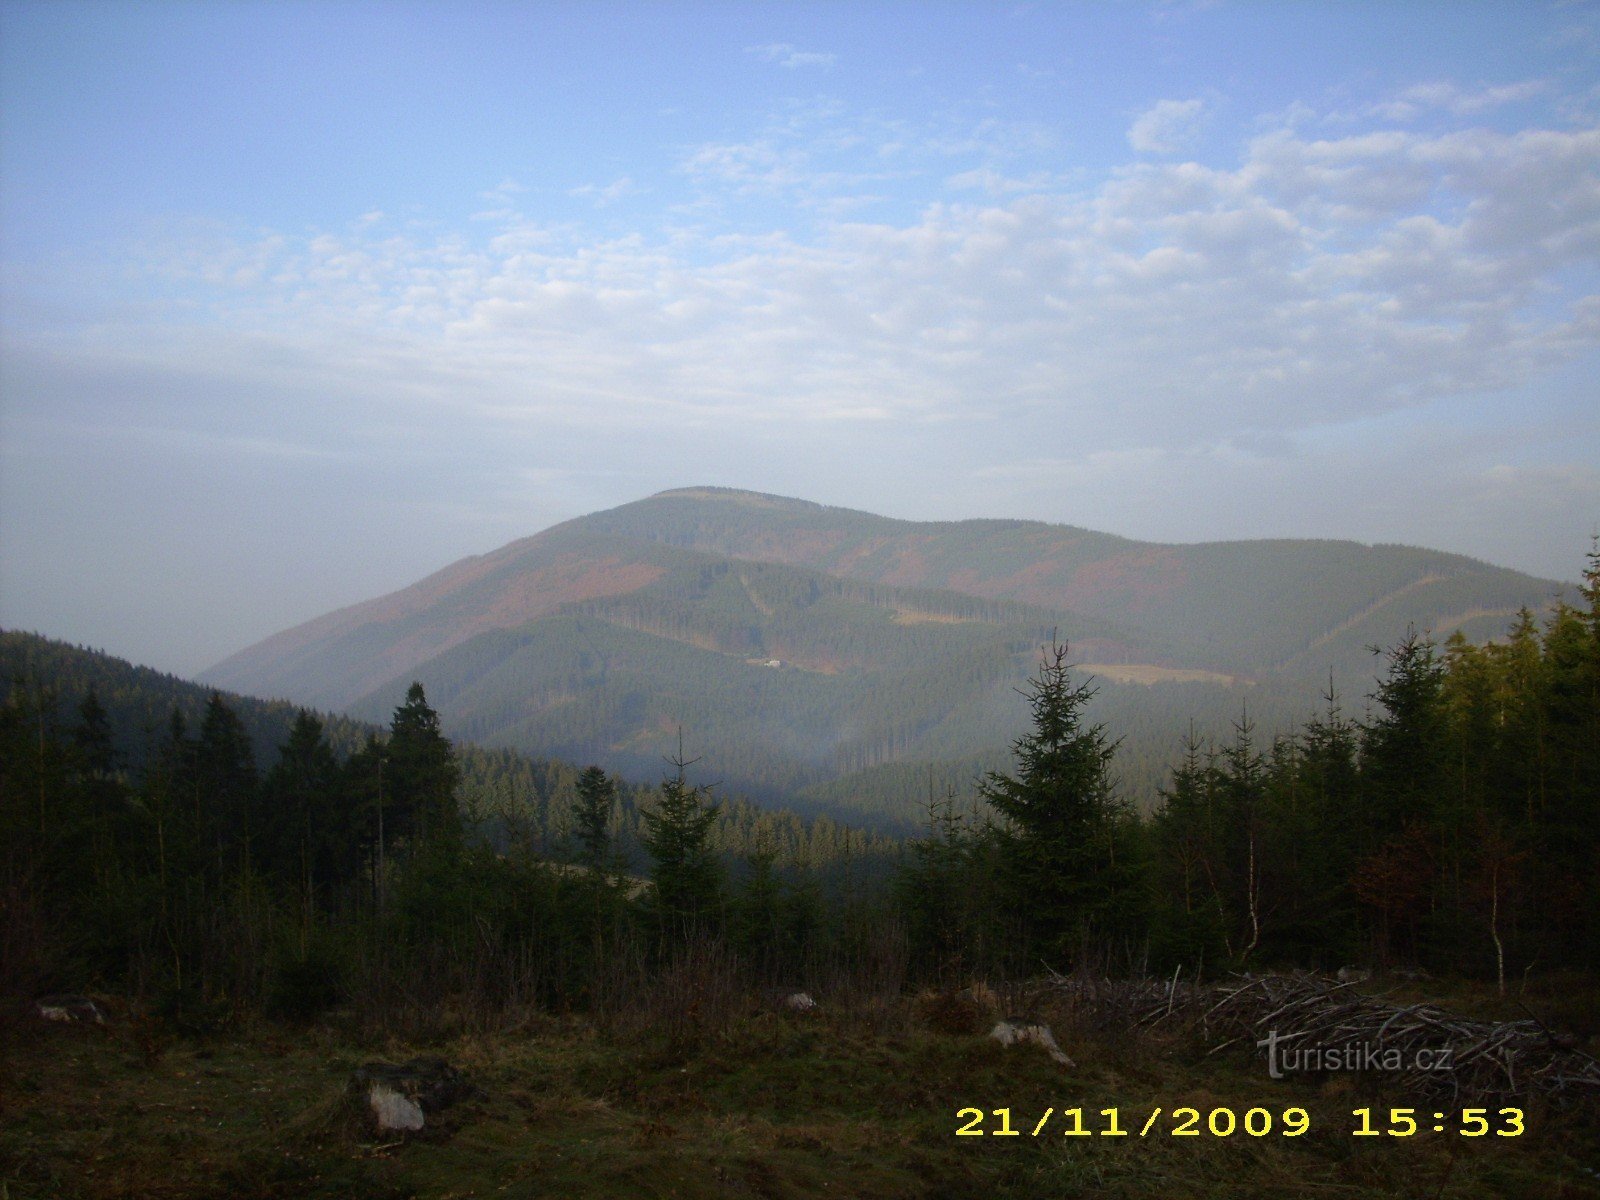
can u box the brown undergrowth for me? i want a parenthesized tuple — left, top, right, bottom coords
(2, 982, 1598, 1200)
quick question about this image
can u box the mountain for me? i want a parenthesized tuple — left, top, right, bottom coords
(202, 488, 1567, 825)
(577, 489, 1556, 677)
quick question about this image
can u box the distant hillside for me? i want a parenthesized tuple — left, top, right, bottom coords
(200, 488, 1568, 824)
(582, 488, 1561, 677)
(1, 629, 898, 862)
(1, 628, 377, 768)
(341, 548, 1129, 753)
(203, 529, 693, 710)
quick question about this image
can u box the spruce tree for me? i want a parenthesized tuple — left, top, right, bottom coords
(1151, 727, 1230, 968)
(260, 711, 345, 896)
(1292, 681, 1361, 960)
(1219, 709, 1265, 960)
(1359, 629, 1447, 837)
(640, 749, 723, 938)
(1354, 630, 1446, 962)
(386, 682, 461, 852)
(732, 841, 784, 978)
(981, 639, 1123, 964)
(572, 765, 617, 869)
(73, 685, 116, 779)
(195, 692, 257, 874)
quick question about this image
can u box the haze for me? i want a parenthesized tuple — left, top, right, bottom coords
(2, 0, 1596, 677)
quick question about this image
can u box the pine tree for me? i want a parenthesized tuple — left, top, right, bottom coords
(195, 692, 257, 875)
(980, 639, 1124, 964)
(260, 711, 346, 898)
(386, 682, 461, 852)
(572, 765, 617, 869)
(74, 685, 116, 779)
(640, 748, 723, 938)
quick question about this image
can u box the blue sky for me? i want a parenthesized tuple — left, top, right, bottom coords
(2, 0, 1597, 676)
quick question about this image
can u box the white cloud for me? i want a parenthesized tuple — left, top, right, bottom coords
(681, 139, 793, 189)
(480, 179, 525, 200)
(944, 167, 1061, 194)
(1365, 80, 1546, 122)
(60, 119, 1595, 455)
(1128, 97, 1207, 154)
(746, 42, 837, 69)
(1479, 462, 1600, 509)
(570, 177, 636, 207)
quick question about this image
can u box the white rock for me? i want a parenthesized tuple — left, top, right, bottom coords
(989, 1018, 1074, 1067)
(34, 994, 107, 1024)
(368, 1083, 426, 1132)
(351, 1057, 474, 1135)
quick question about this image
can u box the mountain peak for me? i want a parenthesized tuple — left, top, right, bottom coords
(647, 486, 828, 512)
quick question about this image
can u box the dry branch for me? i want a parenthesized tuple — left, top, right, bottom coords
(1038, 970, 1600, 1103)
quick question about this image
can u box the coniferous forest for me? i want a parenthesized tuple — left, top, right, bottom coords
(4, 544, 1596, 1021)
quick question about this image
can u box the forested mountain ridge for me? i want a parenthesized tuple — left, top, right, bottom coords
(584, 488, 1562, 676)
(202, 528, 690, 710)
(200, 488, 1569, 825)
(0, 630, 896, 872)
(209, 488, 1566, 708)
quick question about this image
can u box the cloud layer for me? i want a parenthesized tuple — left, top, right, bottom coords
(3, 78, 1597, 672)
(71, 116, 1596, 448)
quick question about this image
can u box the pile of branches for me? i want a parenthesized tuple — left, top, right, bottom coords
(1038, 969, 1600, 1103)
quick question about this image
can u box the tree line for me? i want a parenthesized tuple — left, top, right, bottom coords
(900, 545, 1599, 985)
(1, 544, 1594, 1026)
(1, 659, 896, 1021)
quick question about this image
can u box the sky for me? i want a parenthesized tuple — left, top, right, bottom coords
(1, 0, 1597, 678)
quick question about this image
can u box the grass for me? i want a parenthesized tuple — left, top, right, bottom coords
(2, 989, 1598, 1200)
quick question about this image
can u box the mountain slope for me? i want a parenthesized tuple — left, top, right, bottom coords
(201, 488, 1568, 821)
(205, 528, 688, 709)
(581, 488, 1558, 676)
(1, 628, 899, 860)
(204, 514, 1151, 711)
(338, 551, 1136, 810)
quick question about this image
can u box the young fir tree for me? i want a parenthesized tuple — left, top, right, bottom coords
(194, 692, 257, 875)
(640, 748, 723, 939)
(572, 765, 617, 870)
(259, 711, 346, 899)
(980, 639, 1124, 965)
(731, 840, 784, 979)
(73, 685, 116, 780)
(386, 682, 461, 853)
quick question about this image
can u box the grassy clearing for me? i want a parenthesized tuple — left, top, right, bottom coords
(2, 991, 1597, 1200)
